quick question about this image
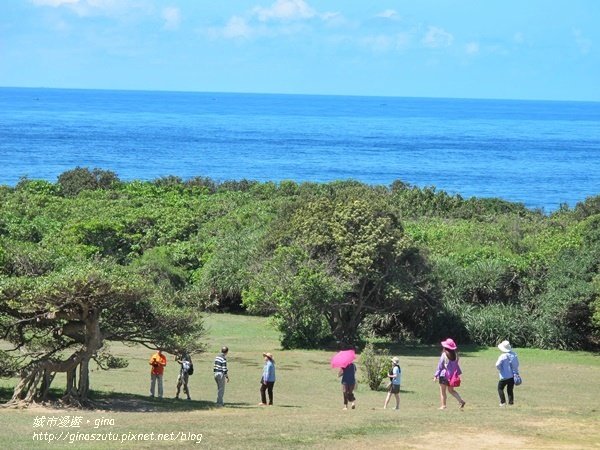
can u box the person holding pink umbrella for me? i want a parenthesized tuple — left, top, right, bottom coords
(331, 349, 357, 410)
(433, 338, 466, 410)
(338, 361, 357, 410)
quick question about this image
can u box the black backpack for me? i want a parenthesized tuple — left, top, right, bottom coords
(187, 362, 194, 376)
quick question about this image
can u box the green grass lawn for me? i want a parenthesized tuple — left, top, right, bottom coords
(1, 313, 599, 449)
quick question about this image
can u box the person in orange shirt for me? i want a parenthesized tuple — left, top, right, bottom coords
(149, 349, 167, 398)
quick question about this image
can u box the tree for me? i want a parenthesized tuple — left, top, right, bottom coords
(243, 246, 339, 348)
(528, 215, 600, 349)
(57, 167, 119, 197)
(191, 200, 273, 311)
(0, 261, 203, 407)
(246, 194, 438, 345)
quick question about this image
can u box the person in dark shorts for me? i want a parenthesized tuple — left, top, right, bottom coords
(433, 338, 466, 410)
(384, 356, 401, 410)
(338, 362, 357, 410)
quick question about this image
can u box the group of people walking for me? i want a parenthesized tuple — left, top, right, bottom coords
(337, 338, 521, 411)
(336, 352, 404, 411)
(433, 337, 521, 409)
(147, 346, 277, 407)
(148, 338, 521, 410)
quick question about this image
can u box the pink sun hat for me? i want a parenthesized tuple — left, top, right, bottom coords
(440, 338, 457, 350)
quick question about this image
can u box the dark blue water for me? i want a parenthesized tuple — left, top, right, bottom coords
(1, 87, 599, 212)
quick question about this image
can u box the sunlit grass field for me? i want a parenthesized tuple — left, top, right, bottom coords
(1, 313, 599, 449)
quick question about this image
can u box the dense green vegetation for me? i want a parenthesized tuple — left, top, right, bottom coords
(1, 168, 599, 404)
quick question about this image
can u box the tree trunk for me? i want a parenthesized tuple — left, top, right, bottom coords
(39, 369, 55, 401)
(9, 366, 41, 404)
(77, 309, 103, 403)
(66, 367, 76, 393)
(5, 309, 104, 408)
(329, 305, 359, 346)
(78, 358, 90, 401)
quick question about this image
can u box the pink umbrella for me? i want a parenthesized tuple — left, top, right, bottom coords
(330, 349, 356, 369)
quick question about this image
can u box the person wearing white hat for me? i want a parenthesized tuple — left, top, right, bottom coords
(259, 352, 276, 406)
(495, 340, 520, 406)
(383, 356, 401, 410)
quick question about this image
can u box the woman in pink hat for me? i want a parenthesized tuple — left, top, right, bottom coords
(433, 338, 466, 410)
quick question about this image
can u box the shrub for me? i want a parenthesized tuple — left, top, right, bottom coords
(527, 240, 599, 349)
(184, 176, 217, 194)
(218, 179, 258, 192)
(153, 175, 184, 189)
(15, 178, 58, 196)
(58, 167, 119, 197)
(461, 303, 534, 347)
(360, 343, 390, 391)
(243, 246, 337, 348)
(573, 195, 600, 220)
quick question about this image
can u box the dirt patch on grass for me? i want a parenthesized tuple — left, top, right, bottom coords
(328, 425, 599, 450)
(321, 430, 533, 450)
(404, 431, 530, 449)
(518, 417, 600, 447)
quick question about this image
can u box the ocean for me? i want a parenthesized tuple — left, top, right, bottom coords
(1, 87, 599, 212)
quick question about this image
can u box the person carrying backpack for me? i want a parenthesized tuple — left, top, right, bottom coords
(176, 353, 193, 400)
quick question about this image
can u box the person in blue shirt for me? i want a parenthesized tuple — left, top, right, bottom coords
(259, 352, 276, 405)
(384, 356, 402, 410)
(338, 362, 357, 410)
(495, 340, 520, 406)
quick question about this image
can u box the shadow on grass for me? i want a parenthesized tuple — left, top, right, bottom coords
(278, 363, 302, 371)
(370, 343, 488, 357)
(307, 359, 331, 366)
(89, 390, 252, 412)
(0, 386, 67, 406)
(0, 386, 256, 412)
(232, 356, 262, 366)
(0, 386, 13, 404)
(361, 386, 415, 394)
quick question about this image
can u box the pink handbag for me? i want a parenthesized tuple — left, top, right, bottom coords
(449, 372, 461, 387)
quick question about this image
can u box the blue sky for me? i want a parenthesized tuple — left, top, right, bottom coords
(1, 0, 598, 100)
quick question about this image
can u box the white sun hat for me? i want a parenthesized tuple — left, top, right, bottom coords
(498, 340, 512, 352)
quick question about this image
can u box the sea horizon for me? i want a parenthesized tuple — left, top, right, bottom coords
(3, 85, 600, 105)
(2, 86, 599, 212)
